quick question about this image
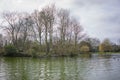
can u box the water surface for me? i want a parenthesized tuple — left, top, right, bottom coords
(0, 54, 120, 80)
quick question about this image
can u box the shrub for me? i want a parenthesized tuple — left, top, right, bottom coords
(0, 48, 4, 56)
(4, 44, 17, 56)
(26, 48, 37, 57)
(80, 45, 90, 53)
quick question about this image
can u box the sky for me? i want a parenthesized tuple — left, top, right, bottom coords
(0, 0, 120, 43)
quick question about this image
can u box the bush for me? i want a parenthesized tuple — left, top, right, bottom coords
(0, 48, 4, 55)
(26, 48, 38, 57)
(4, 44, 17, 56)
(80, 45, 90, 53)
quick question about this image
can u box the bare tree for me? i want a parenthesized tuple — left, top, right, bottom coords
(47, 5, 56, 52)
(37, 4, 56, 54)
(57, 9, 70, 45)
(0, 5, 86, 56)
(40, 7, 50, 54)
(0, 34, 3, 48)
(2, 11, 22, 47)
(71, 18, 83, 47)
(19, 13, 34, 49)
(32, 10, 43, 46)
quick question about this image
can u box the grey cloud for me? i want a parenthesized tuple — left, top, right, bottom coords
(71, 0, 120, 42)
(0, 0, 120, 42)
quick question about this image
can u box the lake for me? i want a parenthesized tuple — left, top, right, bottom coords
(0, 54, 120, 80)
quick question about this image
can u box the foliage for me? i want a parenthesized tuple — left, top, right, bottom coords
(99, 39, 113, 52)
(84, 38, 100, 52)
(4, 44, 17, 56)
(26, 48, 36, 57)
(80, 45, 90, 53)
(99, 44, 104, 52)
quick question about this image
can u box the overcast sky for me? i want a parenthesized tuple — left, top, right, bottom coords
(0, 0, 120, 43)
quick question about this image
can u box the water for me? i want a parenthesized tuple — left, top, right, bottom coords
(0, 54, 120, 80)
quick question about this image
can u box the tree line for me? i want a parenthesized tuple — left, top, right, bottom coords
(0, 4, 120, 57)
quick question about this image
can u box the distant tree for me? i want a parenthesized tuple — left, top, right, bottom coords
(80, 45, 90, 53)
(99, 38, 112, 52)
(99, 43, 104, 52)
(79, 41, 91, 49)
(111, 43, 119, 52)
(85, 38, 100, 52)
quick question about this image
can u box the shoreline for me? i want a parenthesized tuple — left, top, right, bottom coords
(1, 52, 120, 58)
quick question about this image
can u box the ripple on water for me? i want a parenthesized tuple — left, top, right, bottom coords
(0, 54, 120, 80)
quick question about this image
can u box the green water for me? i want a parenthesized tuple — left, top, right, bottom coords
(0, 54, 120, 80)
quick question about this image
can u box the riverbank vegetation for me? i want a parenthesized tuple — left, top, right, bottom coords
(0, 4, 120, 57)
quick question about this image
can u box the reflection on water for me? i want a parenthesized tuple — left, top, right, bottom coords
(0, 54, 120, 80)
